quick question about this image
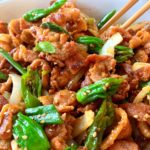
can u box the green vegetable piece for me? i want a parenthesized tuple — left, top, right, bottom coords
(76, 36, 104, 47)
(0, 48, 26, 75)
(21, 68, 41, 108)
(140, 80, 150, 88)
(23, 0, 67, 22)
(140, 80, 150, 95)
(115, 45, 134, 63)
(76, 36, 104, 53)
(0, 71, 8, 80)
(25, 105, 63, 124)
(85, 100, 115, 150)
(97, 9, 116, 29)
(42, 22, 69, 34)
(65, 143, 78, 150)
(47, 0, 67, 14)
(13, 113, 50, 150)
(35, 41, 56, 54)
(23, 9, 48, 22)
(76, 77, 123, 104)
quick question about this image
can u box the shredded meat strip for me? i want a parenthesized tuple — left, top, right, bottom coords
(110, 26, 132, 42)
(129, 29, 150, 49)
(113, 79, 130, 101)
(45, 114, 76, 150)
(38, 95, 53, 106)
(134, 49, 148, 63)
(30, 59, 51, 89)
(121, 103, 150, 125)
(50, 67, 74, 90)
(134, 66, 150, 82)
(0, 78, 12, 95)
(43, 2, 87, 34)
(0, 140, 11, 150)
(62, 41, 87, 74)
(107, 140, 140, 150)
(0, 104, 24, 140)
(81, 54, 116, 86)
(48, 41, 87, 90)
(0, 104, 13, 140)
(53, 89, 77, 113)
(13, 45, 38, 63)
(0, 95, 8, 111)
(0, 21, 8, 34)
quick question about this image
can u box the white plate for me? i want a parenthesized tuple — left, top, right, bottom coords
(0, 0, 149, 22)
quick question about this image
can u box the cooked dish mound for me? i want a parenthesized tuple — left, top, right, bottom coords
(0, 0, 149, 150)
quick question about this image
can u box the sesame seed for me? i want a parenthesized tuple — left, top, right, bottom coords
(48, 128, 52, 132)
(103, 86, 107, 91)
(104, 83, 110, 90)
(93, 132, 97, 137)
(147, 95, 150, 100)
(41, 113, 46, 117)
(86, 90, 91, 93)
(40, 120, 45, 124)
(22, 135, 28, 140)
(144, 114, 150, 119)
(4, 112, 8, 115)
(144, 129, 147, 133)
(101, 72, 106, 77)
(71, 93, 75, 97)
(111, 130, 114, 133)
(6, 129, 10, 133)
(55, 99, 59, 104)
(133, 115, 138, 119)
(105, 83, 110, 87)
(97, 128, 101, 131)
(83, 92, 87, 96)
(24, 147, 28, 150)
(37, 115, 41, 118)
(14, 135, 19, 140)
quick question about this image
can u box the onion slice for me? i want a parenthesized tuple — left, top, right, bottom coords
(101, 32, 123, 57)
(133, 85, 150, 103)
(11, 140, 20, 150)
(73, 110, 94, 137)
(132, 62, 150, 71)
(9, 74, 22, 104)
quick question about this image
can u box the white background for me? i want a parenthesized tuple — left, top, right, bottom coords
(0, 0, 149, 22)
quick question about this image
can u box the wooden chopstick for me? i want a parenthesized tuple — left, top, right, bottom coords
(121, 0, 150, 29)
(99, 0, 139, 34)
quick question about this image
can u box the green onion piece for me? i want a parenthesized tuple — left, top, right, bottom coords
(23, 0, 67, 22)
(0, 71, 8, 80)
(25, 105, 63, 124)
(21, 68, 41, 108)
(13, 113, 50, 150)
(0, 48, 26, 75)
(97, 9, 116, 29)
(35, 41, 56, 54)
(115, 45, 134, 63)
(76, 77, 123, 104)
(42, 22, 69, 35)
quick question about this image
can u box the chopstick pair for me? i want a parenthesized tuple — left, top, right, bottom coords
(122, 0, 150, 29)
(99, 0, 150, 34)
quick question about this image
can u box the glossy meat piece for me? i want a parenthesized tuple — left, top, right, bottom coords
(0, 21, 8, 34)
(107, 140, 140, 150)
(45, 114, 76, 150)
(53, 89, 76, 113)
(0, 95, 8, 111)
(121, 103, 150, 125)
